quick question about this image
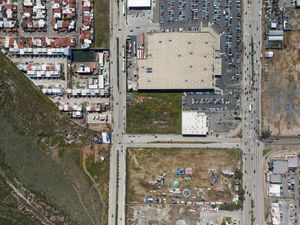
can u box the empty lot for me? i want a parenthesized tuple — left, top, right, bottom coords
(127, 148, 241, 203)
(262, 31, 300, 136)
(126, 92, 182, 134)
(127, 148, 242, 224)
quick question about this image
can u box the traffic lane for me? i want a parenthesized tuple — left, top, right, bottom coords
(125, 134, 241, 144)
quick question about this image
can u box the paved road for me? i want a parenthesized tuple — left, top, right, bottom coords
(241, 0, 265, 224)
(125, 134, 241, 144)
(109, 0, 128, 224)
(126, 142, 240, 149)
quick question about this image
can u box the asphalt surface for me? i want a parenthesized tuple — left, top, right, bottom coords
(241, 0, 265, 224)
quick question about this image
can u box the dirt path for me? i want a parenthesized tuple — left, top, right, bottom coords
(3, 174, 56, 225)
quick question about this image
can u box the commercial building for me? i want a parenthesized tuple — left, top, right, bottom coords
(137, 28, 221, 90)
(127, 0, 151, 9)
(182, 111, 208, 136)
(272, 159, 288, 174)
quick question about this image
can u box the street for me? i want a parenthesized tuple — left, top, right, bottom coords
(241, 0, 265, 224)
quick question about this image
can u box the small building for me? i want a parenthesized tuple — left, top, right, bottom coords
(271, 22, 277, 29)
(268, 174, 282, 184)
(287, 155, 298, 168)
(272, 159, 288, 174)
(127, 0, 151, 9)
(264, 51, 274, 58)
(182, 111, 208, 136)
(268, 184, 281, 197)
(102, 132, 111, 144)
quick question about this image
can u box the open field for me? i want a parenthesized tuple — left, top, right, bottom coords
(0, 117, 105, 225)
(94, 0, 110, 48)
(127, 148, 241, 203)
(0, 54, 108, 225)
(126, 92, 182, 134)
(262, 31, 300, 136)
(287, 8, 300, 31)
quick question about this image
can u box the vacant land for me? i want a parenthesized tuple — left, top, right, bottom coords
(287, 8, 300, 31)
(94, 0, 110, 48)
(126, 92, 182, 134)
(0, 54, 108, 225)
(262, 31, 300, 136)
(127, 148, 241, 203)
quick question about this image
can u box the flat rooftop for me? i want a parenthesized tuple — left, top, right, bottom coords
(137, 28, 221, 90)
(182, 111, 208, 135)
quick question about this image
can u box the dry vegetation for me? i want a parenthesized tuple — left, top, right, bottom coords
(262, 31, 300, 136)
(127, 148, 241, 203)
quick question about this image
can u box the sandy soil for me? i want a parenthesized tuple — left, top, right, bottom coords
(127, 148, 241, 204)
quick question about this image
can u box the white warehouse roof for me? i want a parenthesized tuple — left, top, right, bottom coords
(182, 111, 208, 136)
(128, 0, 151, 8)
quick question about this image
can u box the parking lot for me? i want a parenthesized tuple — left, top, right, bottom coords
(183, 91, 240, 135)
(158, 0, 242, 84)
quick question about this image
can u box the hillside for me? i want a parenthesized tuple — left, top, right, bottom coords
(0, 54, 107, 225)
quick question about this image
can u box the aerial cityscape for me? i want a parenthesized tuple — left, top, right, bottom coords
(0, 0, 299, 225)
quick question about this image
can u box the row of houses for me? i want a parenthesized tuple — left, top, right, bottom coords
(0, 0, 18, 32)
(58, 103, 110, 120)
(80, 0, 94, 48)
(66, 88, 109, 97)
(2, 36, 76, 48)
(0, 36, 76, 56)
(22, 0, 47, 32)
(18, 62, 63, 79)
(51, 0, 76, 32)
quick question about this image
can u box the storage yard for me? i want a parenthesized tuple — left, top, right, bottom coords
(127, 148, 242, 224)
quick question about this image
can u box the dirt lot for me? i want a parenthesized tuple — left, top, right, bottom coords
(262, 31, 300, 136)
(127, 204, 200, 225)
(127, 204, 241, 225)
(127, 148, 241, 204)
(287, 8, 300, 31)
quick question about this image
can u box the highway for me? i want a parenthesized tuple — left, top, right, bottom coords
(241, 0, 265, 224)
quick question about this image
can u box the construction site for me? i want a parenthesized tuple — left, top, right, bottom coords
(126, 148, 242, 224)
